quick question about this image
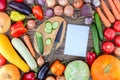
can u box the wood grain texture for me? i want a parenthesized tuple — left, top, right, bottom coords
(6, 0, 95, 62)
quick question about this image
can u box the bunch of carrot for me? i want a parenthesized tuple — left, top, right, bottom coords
(96, 0, 120, 27)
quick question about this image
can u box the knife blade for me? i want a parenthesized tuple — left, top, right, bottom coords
(46, 21, 64, 62)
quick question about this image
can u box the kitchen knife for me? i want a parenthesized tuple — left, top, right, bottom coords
(46, 21, 64, 62)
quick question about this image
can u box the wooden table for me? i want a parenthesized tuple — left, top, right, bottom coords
(6, 0, 93, 63)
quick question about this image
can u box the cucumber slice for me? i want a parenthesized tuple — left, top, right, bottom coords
(44, 28, 52, 34)
(36, 32, 44, 55)
(45, 21, 52, 30)
(45, 38, 52, 46)
(52, 21, 59, 30)
(65, 60, 90, 80)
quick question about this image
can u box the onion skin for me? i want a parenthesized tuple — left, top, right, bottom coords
(46, 0, 56, 8)
(114, 47, 120, 56)
(46, 76, 56, 80)
(54, 6, 63, 16)
(37, 56, 45, 66)
(56, 75, 66, 80)
(73, 0, 84, 9)
(58, 0, 68, 6)
(64, 5, 74, 17)
(27, 20, 36, 29)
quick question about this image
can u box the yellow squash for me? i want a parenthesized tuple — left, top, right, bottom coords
(0, 34, 29, 72)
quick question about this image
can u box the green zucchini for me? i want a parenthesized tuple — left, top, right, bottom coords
(52, 21, 59, 30)
(91, 23, 100, 56)
(45, 38, 52, 46)
(36, 32, 44, 55)
(94, 12, 104, 41)
(44, 27, 52, 34)
(11, 38, 38, 72)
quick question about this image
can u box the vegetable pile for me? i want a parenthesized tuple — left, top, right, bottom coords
(1, 0, 120, 80)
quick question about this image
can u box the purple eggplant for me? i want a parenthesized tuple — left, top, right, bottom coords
(9, 1, 32, 15)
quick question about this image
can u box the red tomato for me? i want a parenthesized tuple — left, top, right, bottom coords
(114, 35, 120, 47)
(86, 52, 96, 67)
(15, 0, 24, 3)
(0, 0, 7, 11)
(113, 21, 120, 32)
(0, 54, 7, 66)
(104, 28, 115, 40)
(102, 41, 115, 54)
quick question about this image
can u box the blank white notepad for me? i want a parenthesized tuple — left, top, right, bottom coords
(64, 24, 90, 57)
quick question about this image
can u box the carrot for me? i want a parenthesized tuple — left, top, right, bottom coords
(96, 7, 111, 27)
(107, 0, 120, 20)
(113, 0, 120, 14)
(101, 0, 115, 23)
(23, 34, 36, 58)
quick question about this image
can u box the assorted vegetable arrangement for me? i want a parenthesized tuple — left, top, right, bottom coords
(1, 0, 120, 80)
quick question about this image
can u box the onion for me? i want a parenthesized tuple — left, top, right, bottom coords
(25, 0, 34, 4)
(27, 20, 36, 29)
(64, 5, 74, 17)
(54, 6, 63, 16)
(84, 17, 92, 25)
(38, 0, 46, 5)
(114, 47, 120, 56)
(73, 0, 84, 9)
(46, 0, 56, 8)
(37, 56, 45, 66)
(45, 8, 54, 18)
(58, 0, 68, 6)
(46, 76, 56, 80)
(56, 75, 66, 80)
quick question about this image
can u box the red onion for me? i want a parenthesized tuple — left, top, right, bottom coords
(25, 0, 34, 4)
(45, 8, 54, 18)
(64, 5, 74, 17)
(54, 6, 63, 16)
(38, 0, 46, 5)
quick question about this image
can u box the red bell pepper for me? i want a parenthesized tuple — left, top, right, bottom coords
(10, 21, 27, 37)
(15, 0, 24, 3)
(32, 5, 44, 20)
(113, 21, 120, 32)
(104, 28, 115, 40)
(102, 41, 115, 54)
(114, 35, 120, 47)
(86, 51, 96, 67)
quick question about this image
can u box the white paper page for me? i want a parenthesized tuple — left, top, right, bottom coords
(64, 24, 90, 57)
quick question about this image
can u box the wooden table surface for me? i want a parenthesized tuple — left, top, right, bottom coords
(6, 0, 94, 63)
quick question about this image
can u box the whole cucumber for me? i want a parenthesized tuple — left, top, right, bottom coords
(9, 1, 32, 15)
(91, 23, 100, 56)
(38, 62, 50, 80)
(36, 32, 44, 55)
(94, 12, 104, 41)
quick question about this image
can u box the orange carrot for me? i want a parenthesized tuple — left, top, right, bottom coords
(96, 7, 111, 27)
(113, 0, 120, 14)
(107, 0, 120, 20)
(101, 0, 115, 23)
(23, 34, 36, 58)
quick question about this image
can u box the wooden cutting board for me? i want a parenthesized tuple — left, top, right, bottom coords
(34, 16, 67, 56)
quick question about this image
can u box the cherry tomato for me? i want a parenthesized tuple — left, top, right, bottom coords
(104, 28, 115, 40)
(113, 21, 120, 32)
(114, 35, 120, 47)
(0, 54, 7, 66)
(102, 41, 115, 54)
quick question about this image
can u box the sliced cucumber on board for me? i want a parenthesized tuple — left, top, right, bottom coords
(45, 38, 52, 46)
(52, 21, 59, 30)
